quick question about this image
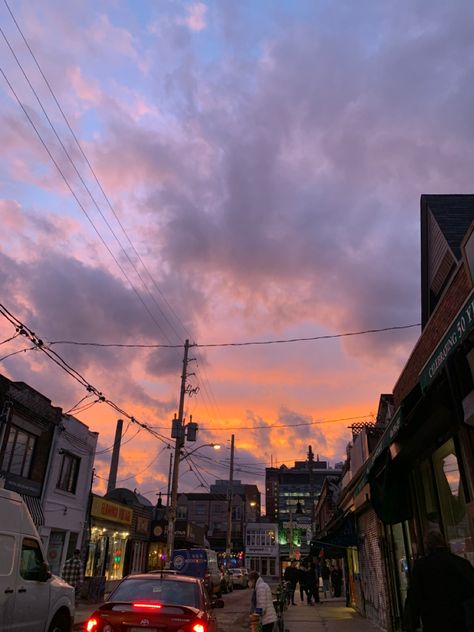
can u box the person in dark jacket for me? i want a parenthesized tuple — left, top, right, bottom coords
(306, 560, 320, 605)
(298, 562, 309, 603)
(330, 562, 343, 598)
(408, 530, 474, 632)
(283, 560, 299, 605)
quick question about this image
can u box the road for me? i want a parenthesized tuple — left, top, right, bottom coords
(217, 585, 253, 631)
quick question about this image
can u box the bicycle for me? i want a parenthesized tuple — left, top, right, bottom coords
(273, 581, 291, 632)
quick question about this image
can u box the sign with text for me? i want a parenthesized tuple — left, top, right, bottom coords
(420, 290, 474, 391)
(91, 495, 132, 525)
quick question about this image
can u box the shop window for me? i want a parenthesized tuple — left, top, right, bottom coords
(269, 559, 276, 576)
(57, 452, 80, 494)
(416, 458, 441, 531)
(432, 439, 472, 561)
(1, 426, 36, 478)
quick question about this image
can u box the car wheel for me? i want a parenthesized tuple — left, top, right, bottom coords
(48, 611, 70, 632)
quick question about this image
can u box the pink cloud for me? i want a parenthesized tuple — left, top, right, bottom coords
(179, 3, 208, 32)
(0, 199, 26, 231)
(68, 66, 102, 104)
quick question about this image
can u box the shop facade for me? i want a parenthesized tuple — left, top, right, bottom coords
(86, 494, 132, 582)
(245, 522, 279, 580)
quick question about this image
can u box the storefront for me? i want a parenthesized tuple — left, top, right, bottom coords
(86, 494, 132, 581)
(245, 523, 279, 579)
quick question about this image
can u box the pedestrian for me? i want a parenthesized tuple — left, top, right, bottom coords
(320, 560, 331, 599)
(407, 529, 474, 632)
(307, 560, 320, 605)
(330, 561, 343, 598)
(298, 561, 309, 603)
(248, 570, 278, 632)
(62, 549, 83, 603)
(283, 560, 298, 605)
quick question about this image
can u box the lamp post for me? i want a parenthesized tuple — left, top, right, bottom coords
(289, 500, 303, 560)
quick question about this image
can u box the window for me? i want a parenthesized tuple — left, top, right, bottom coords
(1, 426, 36, 478)
(0, 534, 15, 576)
(20, 538, 45, 581)
(57, 452, 80, 493)
(177, 505, 188, 519)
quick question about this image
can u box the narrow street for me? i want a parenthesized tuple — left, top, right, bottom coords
(216, 586, 252, 631)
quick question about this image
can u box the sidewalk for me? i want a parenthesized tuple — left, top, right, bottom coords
(283, 597, 381, 632)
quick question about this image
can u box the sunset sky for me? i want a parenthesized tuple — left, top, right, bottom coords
(1, 0, 473, 507)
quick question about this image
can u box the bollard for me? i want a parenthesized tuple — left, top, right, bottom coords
(249, 612, 261, 632)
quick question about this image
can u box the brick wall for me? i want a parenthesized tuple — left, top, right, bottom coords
(394, 264, 472, 406)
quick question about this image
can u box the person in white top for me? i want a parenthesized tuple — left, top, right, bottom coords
(249, 570, 278, 632)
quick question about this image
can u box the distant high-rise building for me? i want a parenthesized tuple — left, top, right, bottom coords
(265, 446, 343, 522)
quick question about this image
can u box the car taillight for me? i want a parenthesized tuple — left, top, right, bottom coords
(192, 623, 206, 632)
(86, 619, 98, 632)
(133, 602, 162, 610)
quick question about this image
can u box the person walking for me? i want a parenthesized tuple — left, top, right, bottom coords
(320, 560, 331, 599)
(249, 570, 278, 632)
(307, 560, 320, 605)
(407, 530, 474, 632)
(283, 560, 299, 605)
(62, 549, 83, 603)
(331, 561, 343, 598)
(298, 561, 309, 603)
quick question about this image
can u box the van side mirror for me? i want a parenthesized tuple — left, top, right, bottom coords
(38, 562, 52, 582)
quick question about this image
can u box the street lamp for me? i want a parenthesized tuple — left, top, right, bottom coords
(180, 443, 221, 462)
(289, 500, 303, 560)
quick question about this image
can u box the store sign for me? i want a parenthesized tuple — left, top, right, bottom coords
(246, 545, 279, 556)
(91, 496, 132, 525)
(420, 290, 474, 391)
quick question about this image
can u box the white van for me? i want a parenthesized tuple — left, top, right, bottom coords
(0, 488, 75, 631)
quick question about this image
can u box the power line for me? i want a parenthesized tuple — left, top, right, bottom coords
(0, 61, 175, 342)
(149, 413, 373, 432)
(0, 303, 173, 450)
(47, 323, 420, 351)
(3, 0, 189, 346)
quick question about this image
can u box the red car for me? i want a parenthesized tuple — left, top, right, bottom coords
(86, 572, 224, 632)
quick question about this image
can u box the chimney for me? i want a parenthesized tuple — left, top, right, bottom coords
(107, 419, 123, 493)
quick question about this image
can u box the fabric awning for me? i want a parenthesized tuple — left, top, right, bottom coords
(310, 514, 357, 559)
(21, 494, 45, 527)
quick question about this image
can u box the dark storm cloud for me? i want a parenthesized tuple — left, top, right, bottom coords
(277, 408, 328, 448)
(108, 0, 473, 361)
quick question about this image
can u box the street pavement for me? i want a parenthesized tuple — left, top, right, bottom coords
(283, 597, 381, 632)
(73, 590, 381, 631)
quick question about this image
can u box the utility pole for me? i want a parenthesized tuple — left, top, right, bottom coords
(166, 339, 190, 563)
(166, 452, 173, 507)
(107, 419, 123, 493)
(225, 433, 235, 556)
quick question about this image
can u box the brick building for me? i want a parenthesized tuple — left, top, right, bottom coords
(342, 195, 474, 630)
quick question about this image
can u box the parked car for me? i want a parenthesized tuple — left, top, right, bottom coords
(0, 488, 75, 631)
(219, 567, 233, 594)
(171, 548, 222, 597)
(86, 573, 224, 632)
(228, 567, 248, 588)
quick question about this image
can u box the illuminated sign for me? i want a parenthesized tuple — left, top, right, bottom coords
(91, 496, 132, 525)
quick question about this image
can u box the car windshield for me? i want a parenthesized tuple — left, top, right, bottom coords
(110, 578, 199, 607)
